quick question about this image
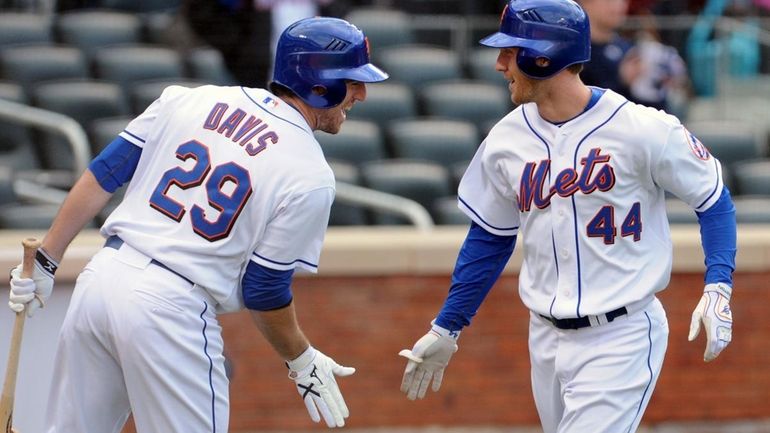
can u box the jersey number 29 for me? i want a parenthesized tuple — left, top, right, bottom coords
(149, 140, 253, 242)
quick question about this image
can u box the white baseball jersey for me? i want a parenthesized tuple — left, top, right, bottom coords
(458, 89, 723, 318)
(102, 85, 335, 312)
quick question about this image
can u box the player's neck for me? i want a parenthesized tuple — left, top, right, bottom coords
(279, 95, 318, 130)
(534, 76, 592, 124)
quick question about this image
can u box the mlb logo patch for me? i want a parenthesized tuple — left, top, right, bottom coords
(263, 96, 279, 108)
(684, 129, 710, 161)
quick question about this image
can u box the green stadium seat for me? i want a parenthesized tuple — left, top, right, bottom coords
(734, 196, 770, 224)
(56, 11, 142, 60)
(433, 195, 470, 225)
(467, 47, 508, 88)
(94, 45, 185, 94)
(361, 159, 452, 225)
(32, 79, 130, 169)
(0, 13, 52, 47)
(732, 159, 770, 196)
(315, 120, 385, 166)
(186, 46, 236, 85)
(344, 8, 415, 54)
(130, 79, 207, 114)
(420, 80, 512, 129)
(328, 159, 368, 226)
(666, 198, 698, 224)
(89, 115, 134, 154)
(685, 120, 765, 166)
(0, 45, 89, 95)
(347, 82, 417, 132)
(0, 81, 38, 171)
(388, 119, 478, 168)
(378, 44, 462, 90)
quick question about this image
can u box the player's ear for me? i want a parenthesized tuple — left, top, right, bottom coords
(311, 85, 328, 97)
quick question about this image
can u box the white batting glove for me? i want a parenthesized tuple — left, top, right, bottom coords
(8, 249, 58, 317)
(688, 283, 733, 362)
(287, 346, 355, 428)
(398, 322, 459, 400)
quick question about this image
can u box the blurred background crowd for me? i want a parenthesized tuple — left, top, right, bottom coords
(0, 0, 768, 229)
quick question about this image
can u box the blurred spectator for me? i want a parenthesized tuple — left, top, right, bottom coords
(579, 0, 642, 101)
(580, 0, 689, 111)
(184, 0, 272, 87)
(629, 29, 690, 114)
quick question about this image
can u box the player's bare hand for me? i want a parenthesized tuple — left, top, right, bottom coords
(8, 249, 58, 317)
(287, 346, 355, 428)
(688, 283, 733, 362)
(399, 322, 459, 400)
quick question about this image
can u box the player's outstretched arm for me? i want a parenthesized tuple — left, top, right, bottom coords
(689, 187, 736, 362)
(249, 303, 354, 428)
(8, 169, 113, 317)
(398, 222, 516, 400)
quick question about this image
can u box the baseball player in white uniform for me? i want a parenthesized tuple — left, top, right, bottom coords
(8, 17, 388, 432)
(399, 1, 736, 432)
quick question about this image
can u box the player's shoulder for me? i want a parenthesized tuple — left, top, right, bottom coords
(609, 90, 682, 129)
(484, 105, 528, 145)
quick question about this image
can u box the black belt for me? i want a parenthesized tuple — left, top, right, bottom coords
(105, 235, 193, 285)
(540, 306, 628, 330)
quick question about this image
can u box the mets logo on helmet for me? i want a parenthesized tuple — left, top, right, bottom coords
(684, 129, 710, 161)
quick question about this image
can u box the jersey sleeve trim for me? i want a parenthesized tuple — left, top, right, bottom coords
(252, 252, 319, 273)
(694, 158, 724, 212)
(458, 196, 519, 236)
(119, 129, 146, 147)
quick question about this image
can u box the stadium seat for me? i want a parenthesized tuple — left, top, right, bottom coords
(433, 195, 469, 225)
(420, 80, 512, 129)
(89, 115, 134, 154)
(56, 11, 142, 60)
(450, 159, 470, 190)
(377, 45, 462, 90)
(344, 8, 415, 53)
(130, 79, 208, 114)
(93, 45, 185, 94)
(0, 166, 63, 229)
(328, 159, 368, 226)
(186, 46, 236, 85)
(346, 82, 417, 131)
(734, 196, 770, 224)
(360, 159, 452, 225)
(315, 120, 385, 166)
(0, 81, 38, 171)
(732, 159, 770, 196)
(0, 13, 52, 47)
(467, 47, 508, 88)
(32, 79, 130, 169)
(388, 119, 478, 168)
(0, 45, 89, 95)
(685, 120, 765, 166)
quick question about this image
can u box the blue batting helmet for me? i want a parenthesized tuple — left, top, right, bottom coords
(480, 0, 591, 79)
(271, 17, 389, 108)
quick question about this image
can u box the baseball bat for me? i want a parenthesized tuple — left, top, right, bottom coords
(0, 237, 41, 433)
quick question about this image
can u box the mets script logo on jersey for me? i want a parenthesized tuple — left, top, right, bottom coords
(519, 148, 615, 212)
(684, 128, 710, 161)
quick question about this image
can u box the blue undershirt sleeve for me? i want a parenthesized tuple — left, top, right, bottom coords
(435, 221, 517, 332)
(88, 136, 142, 193)
(695, 187, 737, 286)
(241, 260, 294, 311)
